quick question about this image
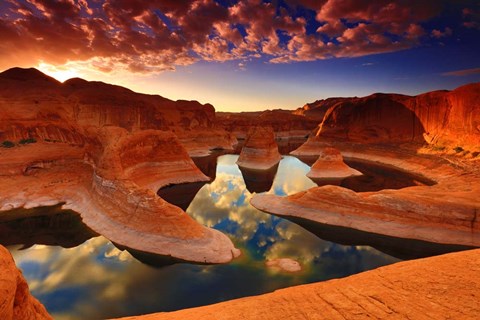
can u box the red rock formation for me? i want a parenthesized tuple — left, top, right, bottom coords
(256, 143, 480, 247)
(0, 245, 52, 320)
(237, 126, 282, 170)
(295, 83, 480, 152)
(0, 67, 236, 154)
(115, 249, 480, 320)
(306, 147, 362, 182)
(0, 67, 240, 264)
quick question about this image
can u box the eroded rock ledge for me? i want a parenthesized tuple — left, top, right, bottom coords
(252, 141, 480, 247)
(0, 68, 240, 264)
(116, 249, 480, 320)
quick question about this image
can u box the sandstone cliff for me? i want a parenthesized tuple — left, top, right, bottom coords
(237, 126, 282, 170)
(0, 245, 52, 320)
(0, 67, 236, 155)
(295, 83, 480, 153)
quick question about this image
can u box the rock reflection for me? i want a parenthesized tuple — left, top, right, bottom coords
(157, 182, 207, 211)
(239, 164, 279, 193)
(0, 205, 97, 249)
(283, 216, 474, 260)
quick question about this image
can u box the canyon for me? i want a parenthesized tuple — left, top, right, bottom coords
(0, 67, 479, 319)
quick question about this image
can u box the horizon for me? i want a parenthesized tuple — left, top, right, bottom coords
(1, 0, 479, 111)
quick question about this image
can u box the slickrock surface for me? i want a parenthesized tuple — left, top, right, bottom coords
(256, 142, 480, 247)
(306, 147, 362, 182)
(0, 68, 240, 264)
(116, 249, 480, 320)
(0, 245, 53, 320)
(237, 126, 281, 170)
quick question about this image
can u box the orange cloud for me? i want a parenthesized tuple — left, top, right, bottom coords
(0, 0, 455, 73)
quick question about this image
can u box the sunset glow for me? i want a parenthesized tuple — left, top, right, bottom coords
(1, 0, 479, 110)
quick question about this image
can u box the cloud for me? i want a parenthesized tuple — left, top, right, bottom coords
(442, 67, 480, 76)
(0, 0, 458, 73)
(431, 27, 453, 38)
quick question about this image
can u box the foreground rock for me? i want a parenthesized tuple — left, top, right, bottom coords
(0, 245, 52, 320)
(116, 249, 480, 319)
(257, 142, 480, 247)
(306, 147, 362, 184)
(237, 126, 281, 170)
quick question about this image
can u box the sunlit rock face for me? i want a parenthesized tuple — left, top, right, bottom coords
(0, 68, 240, 264)
(237, 126, 282, 170)
(278, 83, 480, 247)
(0, 245, 52, 320)
(114, 249, 480, 320)
(306, 147, 362, 184)
(294, 83, 480, 152)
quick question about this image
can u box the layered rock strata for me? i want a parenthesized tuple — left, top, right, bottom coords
(306, 147, 362, 183)
(255, 142, 480, 247)
(0, 245, 53, 320)
(294, 83, 480, 152)
(236, 126, 281, 170)
(116, 249, 480, 320)
(0, 128, 239, 263)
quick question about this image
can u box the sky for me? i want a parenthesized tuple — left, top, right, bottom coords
(0, 0, 479, 112)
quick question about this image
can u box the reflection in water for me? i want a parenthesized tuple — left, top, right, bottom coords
(0, 205, 97, 249)
(6, 155, 407, 320)
(157, 182, 207, 211)
(238, 163, 279, 193)
(285, 216, 474, 260)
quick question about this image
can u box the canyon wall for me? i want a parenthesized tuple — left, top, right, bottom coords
(295, 83, 480, 152)
(0, 67, 235, 154)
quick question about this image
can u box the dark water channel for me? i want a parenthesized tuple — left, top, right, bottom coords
(2, 154, 469, 320)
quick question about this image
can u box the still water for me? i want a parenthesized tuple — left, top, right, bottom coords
(5, 155, 411, 319)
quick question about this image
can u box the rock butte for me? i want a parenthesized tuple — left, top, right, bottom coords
(237, 126, 282, 170)
(252, 83, 480, 247)
(306, 147, 362, 182)
(0, 67, 240, 263)
(0, 245, 52, 320)
(116, 249, 480, 320)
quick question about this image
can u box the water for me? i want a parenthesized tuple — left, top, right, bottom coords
(5, 154, 432, 320)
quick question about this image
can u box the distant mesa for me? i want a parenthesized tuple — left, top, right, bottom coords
(306, 147, 362, 185)
(237, 126, 282, 170)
